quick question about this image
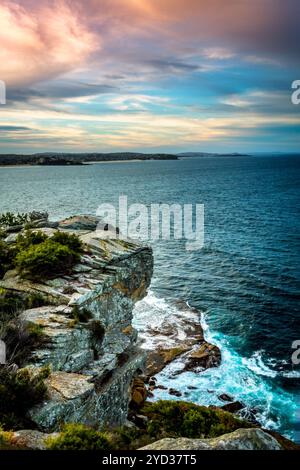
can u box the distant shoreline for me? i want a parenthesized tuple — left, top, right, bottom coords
(0, 152, 179, 167)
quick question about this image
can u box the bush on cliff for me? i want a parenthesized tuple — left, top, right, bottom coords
(0, 212, 30, 228)
(15, 230, 48, 252)
(46, 424, 111, 450)
(141, 400, 250, 439)
(0, 365, 50, 430)
(51, 231, 83, 254)
(15, 238, 81, 280)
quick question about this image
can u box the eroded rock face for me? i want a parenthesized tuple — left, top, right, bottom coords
(0, 217, 153, 432)
(139, 428, 283, 450)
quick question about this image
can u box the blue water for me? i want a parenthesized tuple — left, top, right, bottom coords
(0, 155, 299, 441)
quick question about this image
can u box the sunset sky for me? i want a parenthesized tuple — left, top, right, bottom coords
(0, 0, 299, 153)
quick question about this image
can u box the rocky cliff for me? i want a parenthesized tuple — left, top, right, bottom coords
(0, 215, 153, 432)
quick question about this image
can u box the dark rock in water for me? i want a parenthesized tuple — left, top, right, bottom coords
(187, 385, 197, 390)
(156, 384, 168, 390)
(239, 408, 261, 426)
(148, 377, 157, 386)
(169, 388, 182, 397)
(183, 342, 221, 372)
(221, 401, 245, 413)
(218, 393, 234, 402)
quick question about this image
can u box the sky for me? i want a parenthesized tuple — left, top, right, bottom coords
(0, 0, 300, 154)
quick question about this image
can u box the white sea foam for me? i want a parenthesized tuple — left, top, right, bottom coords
(133, 291, 298, 439)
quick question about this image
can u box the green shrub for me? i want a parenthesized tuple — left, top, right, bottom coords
(51, 232, 83, 254)
(141, 400, 250, 440)
(15, 239, 81, 280)
(0, 365, 50, 430)
(0, 426, 13, 449)
(46, 424, 111, 450)
(16, 230, 48, 252)
(0, 212, 30, 228)
(0, 290, 47, 336)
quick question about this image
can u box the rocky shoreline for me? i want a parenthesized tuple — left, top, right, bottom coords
(0, 213, 299, 450)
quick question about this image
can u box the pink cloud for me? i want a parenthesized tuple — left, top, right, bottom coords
(0, 0, 97, 86)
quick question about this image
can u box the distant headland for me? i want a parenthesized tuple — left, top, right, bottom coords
(0, 151, 253, 166)
(0, 152, 178, 166)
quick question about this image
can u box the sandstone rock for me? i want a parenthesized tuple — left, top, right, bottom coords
(139, 428, 282, 450)
(183, 341, 221, 372)
(146, 346, 189, 376)
(11, 430, 57, 450)
(130, 377, 148, 408)
(1, 218, 153, 432)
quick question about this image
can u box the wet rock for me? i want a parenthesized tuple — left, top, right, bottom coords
(221, 402, 245, 413)
(146, 346, 189, 376)
(218, 393, 234, 402)
(139, 428, 283, 450)
(148, 377, 157, 386)
(183, 342, 221, 372)
(169, 388, 182, 397)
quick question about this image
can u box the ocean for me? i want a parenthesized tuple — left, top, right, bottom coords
(0, 154, 299, 441)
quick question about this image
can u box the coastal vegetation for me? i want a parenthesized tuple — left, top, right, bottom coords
(0, 365, 50, 430)
(45, 400, 251, 450)
(0, 226, 83, 281)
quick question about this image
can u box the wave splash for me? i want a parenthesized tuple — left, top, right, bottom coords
(133, 290, 298, 440)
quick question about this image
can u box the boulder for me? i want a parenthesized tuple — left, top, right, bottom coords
(139, 428, 282, 450)
(221, 402, 245, 413)
(58, 215, 100, 231)
(183, 341, 221, 372)
(130, 377, 148, 408)
(169, 388, 182, 397)
(219, 393, 234, 402)
(11, 430, 58, 450)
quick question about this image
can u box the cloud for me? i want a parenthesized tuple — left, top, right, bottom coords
(0, 0, 97, 86)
